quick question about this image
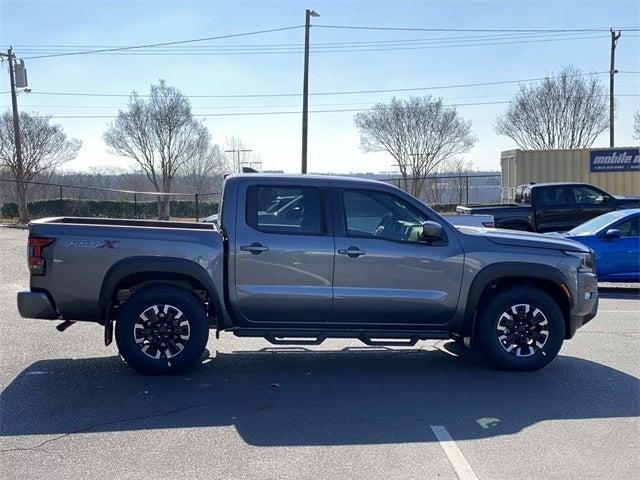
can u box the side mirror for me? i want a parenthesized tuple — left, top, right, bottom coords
(602, 228, 621, 239)
(420, 221, 444, 241)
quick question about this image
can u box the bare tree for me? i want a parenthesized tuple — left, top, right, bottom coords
(496, 66, 608, 149)
(444, 157, 474, 204)
(223, 136, 263, 173)
(420, 163, 446, 205)
(634, 111, 640, 141)
(0, 111, 81, 223)
(354, 96, 476, 198)
(104, 80, 210, 220)
(182, 144, 226, 193)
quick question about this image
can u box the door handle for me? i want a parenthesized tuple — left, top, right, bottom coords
(338, 246, 366, 258)
(240, 243, 269, 254)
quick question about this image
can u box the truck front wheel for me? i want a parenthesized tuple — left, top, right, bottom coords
(475, 287, 565, 371)
(115, 285, 209, 374)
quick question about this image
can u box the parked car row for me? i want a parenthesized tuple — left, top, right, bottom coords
(457, 182, 639, 283)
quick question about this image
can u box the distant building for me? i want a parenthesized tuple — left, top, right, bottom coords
(501, 147, 640, 202)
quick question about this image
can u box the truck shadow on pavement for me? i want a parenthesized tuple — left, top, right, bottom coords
(1, 343, 638, 446)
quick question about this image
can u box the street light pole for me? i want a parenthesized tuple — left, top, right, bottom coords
(301, 9, 319, 174)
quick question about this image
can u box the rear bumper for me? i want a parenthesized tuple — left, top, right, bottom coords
(567, 272, 599, 338)
(17, 291, 58, 320)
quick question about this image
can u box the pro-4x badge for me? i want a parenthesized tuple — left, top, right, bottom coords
(64, 240, 120, 249)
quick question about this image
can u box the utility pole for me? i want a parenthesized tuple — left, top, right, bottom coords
(5, 48, 24, 181)
(609, 29, 621, 147)
(301, 9, 319, 174)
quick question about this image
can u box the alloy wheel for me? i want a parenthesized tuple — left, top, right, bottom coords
(133, 304, 191, 360)
(496, 303, 549, 357)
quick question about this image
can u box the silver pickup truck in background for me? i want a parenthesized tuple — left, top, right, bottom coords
(18, 174, 598, 374)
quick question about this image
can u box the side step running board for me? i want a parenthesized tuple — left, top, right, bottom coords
(232, 329, 448, 347)
(358, 334, 419, 347)
(265, 334, 326, 346)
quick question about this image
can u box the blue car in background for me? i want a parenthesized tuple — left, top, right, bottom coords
(546, 209, 640, 282)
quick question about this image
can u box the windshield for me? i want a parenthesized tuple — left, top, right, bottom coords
(567, 210, 628, 235)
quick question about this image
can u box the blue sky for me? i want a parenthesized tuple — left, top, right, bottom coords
(1, 0, 639, 174)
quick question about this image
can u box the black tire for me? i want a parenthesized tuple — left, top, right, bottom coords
(115, 285, 210, 375)
(475, 287, 564, 371)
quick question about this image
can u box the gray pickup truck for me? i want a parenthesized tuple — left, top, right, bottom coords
(18, 174, 599, 374)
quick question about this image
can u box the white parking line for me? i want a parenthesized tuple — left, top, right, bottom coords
(430, 425, 479, 480)
(598, 310, 640, 313)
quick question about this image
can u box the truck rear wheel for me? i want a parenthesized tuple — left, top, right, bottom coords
(115, 285, 209, 374)
(475, 287, 564, 371)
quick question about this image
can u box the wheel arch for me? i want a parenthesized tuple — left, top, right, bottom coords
(99, 256, 225, 327)
(461, 262, 573, 341)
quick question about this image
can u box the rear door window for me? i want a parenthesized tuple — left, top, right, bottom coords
(246, 186, 322, 235)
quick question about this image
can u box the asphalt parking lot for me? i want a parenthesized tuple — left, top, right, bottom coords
(0, 226, 638, 480)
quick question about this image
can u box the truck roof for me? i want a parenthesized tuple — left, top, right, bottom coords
(225, 173, 391, 187)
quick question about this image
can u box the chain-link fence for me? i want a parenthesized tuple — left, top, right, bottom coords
(1, 178, 221, 222)
(382, 173, 501, 211)
(1, 173, 501, 223)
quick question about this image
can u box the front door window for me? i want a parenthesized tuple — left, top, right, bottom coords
(343, 189, 445, 245)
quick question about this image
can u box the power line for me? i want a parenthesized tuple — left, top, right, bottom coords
(3, 95, 514, 111)
(0, 31, 606, 50)
(4, 31, 604, 53)
(9, 92, 638, 111)
(33, 96, 640, 119)
(39, 101, 515, 119)
(19, 25, 304, 60)
(9, 34, 609, 56)
(314, 24, 639, 33)
(0, 71, 611, 99)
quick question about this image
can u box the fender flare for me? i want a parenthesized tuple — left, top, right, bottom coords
(98, 256, 224, 325)
(461, 262, 571, 337)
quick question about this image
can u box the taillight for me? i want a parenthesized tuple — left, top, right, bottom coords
(482, 221, 495, 228)
(28, 237, 54, 275)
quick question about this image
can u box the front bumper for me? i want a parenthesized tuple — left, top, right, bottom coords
(567, 272, 599, 338)
(17, 291, 58, 320)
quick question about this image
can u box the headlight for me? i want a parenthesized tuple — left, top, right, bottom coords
(564, 251, 595, 273)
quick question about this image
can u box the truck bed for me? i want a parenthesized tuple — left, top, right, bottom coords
(32, 217, 216, 230)
(27, 216, 224, 322)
